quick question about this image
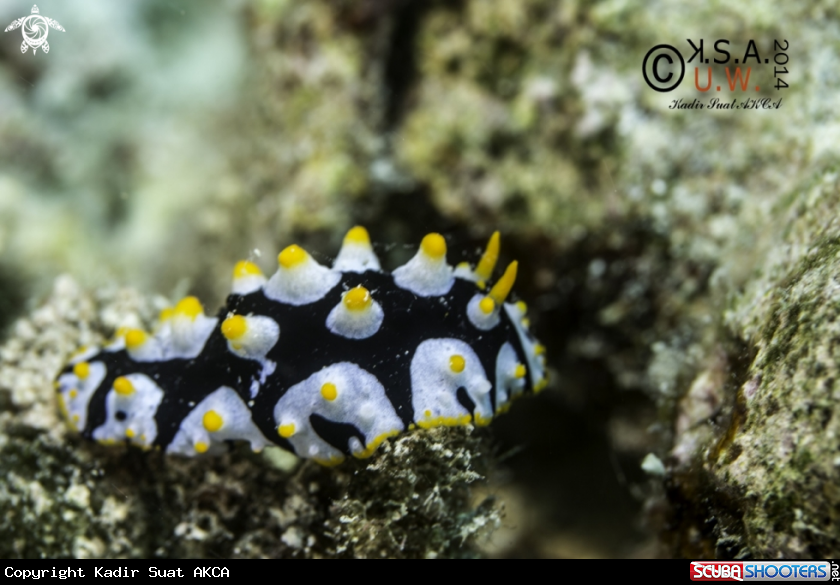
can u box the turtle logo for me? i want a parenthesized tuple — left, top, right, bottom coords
(4, 5, 65, 55)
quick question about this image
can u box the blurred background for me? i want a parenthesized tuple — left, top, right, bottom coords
(1, 0, 834, 557)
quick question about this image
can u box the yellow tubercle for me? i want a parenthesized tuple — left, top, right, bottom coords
(70, 345, 89, 359)
(57, 393, 70, 424)
(534, 343, 546, 356)
(479, 297, 495, 315)
(278, 423, 296, 438)
(72, 414, 80, 424)
(113, 377, 135, 396)
(354, 431, 399, 459)
(69, 389, 78, 399)
(278, 244, 307, 269)
(416, 414, 473, 429)
(221, 315, 247, 341)
(313, 454, 345, 467)
(203, 410, 224, 433)
(534, 378, 548, 393)
(175, 296, 204, 319)
(125, 428, 135, 439)
(420, 233, 447, 260)
(515, 301, 528, 314)
(521, 318, 531, 328)
(514, 363, 527, 379)
(343, 286, 372, 311)
(320, 382, 338, 401)
(488, 261, 518, 306)
(73, 362, 90, 380)
(158, 307, 174, 322)
(194, 441, 209, 454)
(475, 231, 500, 281)
(124, 329, 147, 350)
(233, 260, 263, 279)
(344, 226, 371, 245)
(474, 412, 493, 427)
(449, 354, 466, 373)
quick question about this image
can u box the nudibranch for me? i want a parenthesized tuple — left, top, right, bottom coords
(55, 228, 547, 466)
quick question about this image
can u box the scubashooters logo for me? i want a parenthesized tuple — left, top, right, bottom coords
(4, 5, 64, 54)
(642, 39, 789, 111)
(690, 561, 832, 581)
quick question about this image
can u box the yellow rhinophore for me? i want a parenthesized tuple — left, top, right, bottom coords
(488, 261, 518, 306)
(475, 231, 501, 283)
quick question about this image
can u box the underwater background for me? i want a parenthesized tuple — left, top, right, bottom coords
(1, 0, 838, 558)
